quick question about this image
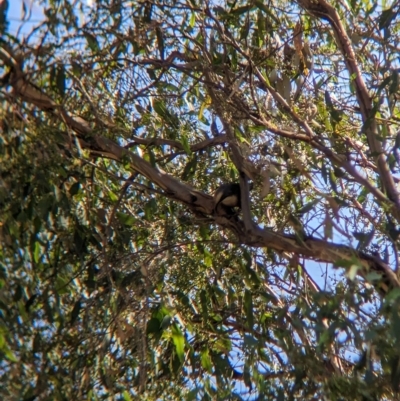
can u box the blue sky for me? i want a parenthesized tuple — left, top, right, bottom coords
(7, 0, 43, 37)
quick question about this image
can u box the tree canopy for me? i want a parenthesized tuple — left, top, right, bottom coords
(1, 0, 400, 399)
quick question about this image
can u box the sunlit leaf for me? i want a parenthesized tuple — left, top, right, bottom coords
(201, 349, 212, 372)
(172, 324, 185, 362)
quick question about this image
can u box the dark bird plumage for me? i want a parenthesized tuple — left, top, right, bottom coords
(214, 183, 241, 215)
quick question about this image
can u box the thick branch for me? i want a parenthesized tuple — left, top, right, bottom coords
(247, 223, 399, 294)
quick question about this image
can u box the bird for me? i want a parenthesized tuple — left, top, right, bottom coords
(213, 183, 242, 215)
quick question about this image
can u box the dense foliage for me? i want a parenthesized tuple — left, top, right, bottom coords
(1, 0, 400, 399)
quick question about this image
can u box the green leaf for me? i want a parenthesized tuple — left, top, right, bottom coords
(56, 64, 66, 97)
(172, 324, 185, 362)
(25, 294, 38, 312)
(257, 11, 265, 35)
(244, 363, 251, 388)
(161, 315, 172, 330)
(357, 187, 369, 204)
(4, 347, 17, 362)
(13, 285, 23, 302)
(84, 32, 99, 51)
(116, 212, 136, 226)
(365, 272, 383, 283)
(392, 309, 400, 344)
(347, 264, 360, 281)
(186, 388, 199, 401)
(153, 100, 179, 127)
(298, 199, 319, 215)
(244, 289, 254, 330)
(389, 71, 399, 95)
(231, 5, 252, 15)
(108, 191, 118, 202)
(318, 329, 331, 347)
(385, 288, 400, 303)
(144, 198, 157, 220)
(379, 8, 396, 30)
(155, 27, 164, 59)
(240, 18, 250, 40)
(146, 68, 157, 80)
(200, 290, 208, 321)
(146, 317, 161, 334)
(255, 0, 270, 14)
(70, 299, 82, 325)
(37, 194, 54, 219)
(328, 169, 338, 193)
(189, 12, 196, 28)
(33, 241, 41, 263)
(56, 275, 70, 294)
(180, 135, 192, 155)
(69, 182, 80, 196)
(201, 349, 212, 372)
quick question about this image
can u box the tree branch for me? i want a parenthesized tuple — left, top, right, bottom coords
(299, 0, 400, 210)
(2, 44, 398, 295)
